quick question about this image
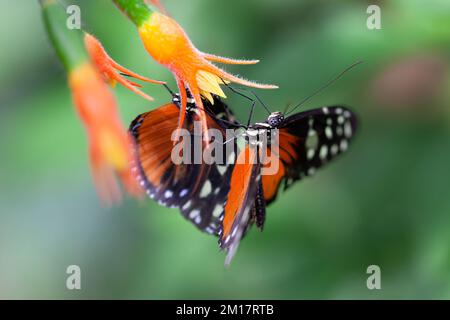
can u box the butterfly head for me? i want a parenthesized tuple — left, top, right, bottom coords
(267, 112, 285, 127)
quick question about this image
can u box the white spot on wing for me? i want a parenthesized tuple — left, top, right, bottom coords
(325, 126, 333, 139)
(319, 145, 328, 160)
(307, 148, 315, 160)
(189, 209, 200, 219)
(213, 205, 223, 217)
(340, 139, 348, 152)
(331, 144, 339, 155)
(164, 190, 173, 198)
(344, 122, 353, 138)
(182, 200, 192, 211)
(217, 165, 227, 175)
(200, 180, 212, 198)
(306, 130, 318, 150)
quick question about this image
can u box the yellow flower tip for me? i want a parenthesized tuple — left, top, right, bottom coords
(196, 70, 227, 104)
(90, 127, 143, 205)
(84, 33, 163, 101)
(99, 129, 129, 170)
(109, 79, 117, 88)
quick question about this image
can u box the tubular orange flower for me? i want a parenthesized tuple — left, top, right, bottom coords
(138, 12, 278, 139)
(42, 0, 144, 204)
(69, 62, 142, 205)
(84, 33, 164, 101)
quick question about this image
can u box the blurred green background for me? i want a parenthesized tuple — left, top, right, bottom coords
(1, 0, 450, 299)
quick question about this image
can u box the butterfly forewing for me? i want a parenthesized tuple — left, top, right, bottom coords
(219, 145, 262, 265)
(130, 95, 237, 236)
(218, 106, 358, 265)
(262, 106, 357, 204)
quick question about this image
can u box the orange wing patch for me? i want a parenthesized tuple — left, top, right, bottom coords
(222, 146, 257, 240)
(262, 129, 300, 203)
(133, 100, 229, 191)
(262, 154, 285, 202)
(134, 103, 180, 186)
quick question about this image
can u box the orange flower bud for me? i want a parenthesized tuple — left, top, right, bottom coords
(84, 33, 165, 101)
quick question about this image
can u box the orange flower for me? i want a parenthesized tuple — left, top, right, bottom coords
(69, 62, 142, 205)
(138, 12, 278, 139)
(84, 33, 164, 101)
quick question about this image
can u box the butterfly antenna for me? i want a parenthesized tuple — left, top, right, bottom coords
(162, 83, 176, 96)
(246, 101, 257, 127)
(286, 60, 363, 116)
(221, 80, 252, 102)
(283, 103, 292, 115)
(221, 79, 271, 116)
(251, 90, 271, 115)
(200, 103, 245, 129)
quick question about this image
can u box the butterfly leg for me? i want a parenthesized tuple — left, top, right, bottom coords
(247, 100, 256, 127)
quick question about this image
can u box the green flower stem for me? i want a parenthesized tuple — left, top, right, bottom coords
(113, 0, 153, 27)
(40, 0, 87, 72)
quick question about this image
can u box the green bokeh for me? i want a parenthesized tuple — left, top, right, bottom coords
(0, 0, 449, 299)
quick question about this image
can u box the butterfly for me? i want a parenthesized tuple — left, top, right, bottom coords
(218, 106, 358, 265)
(129, 91, 239, 236)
